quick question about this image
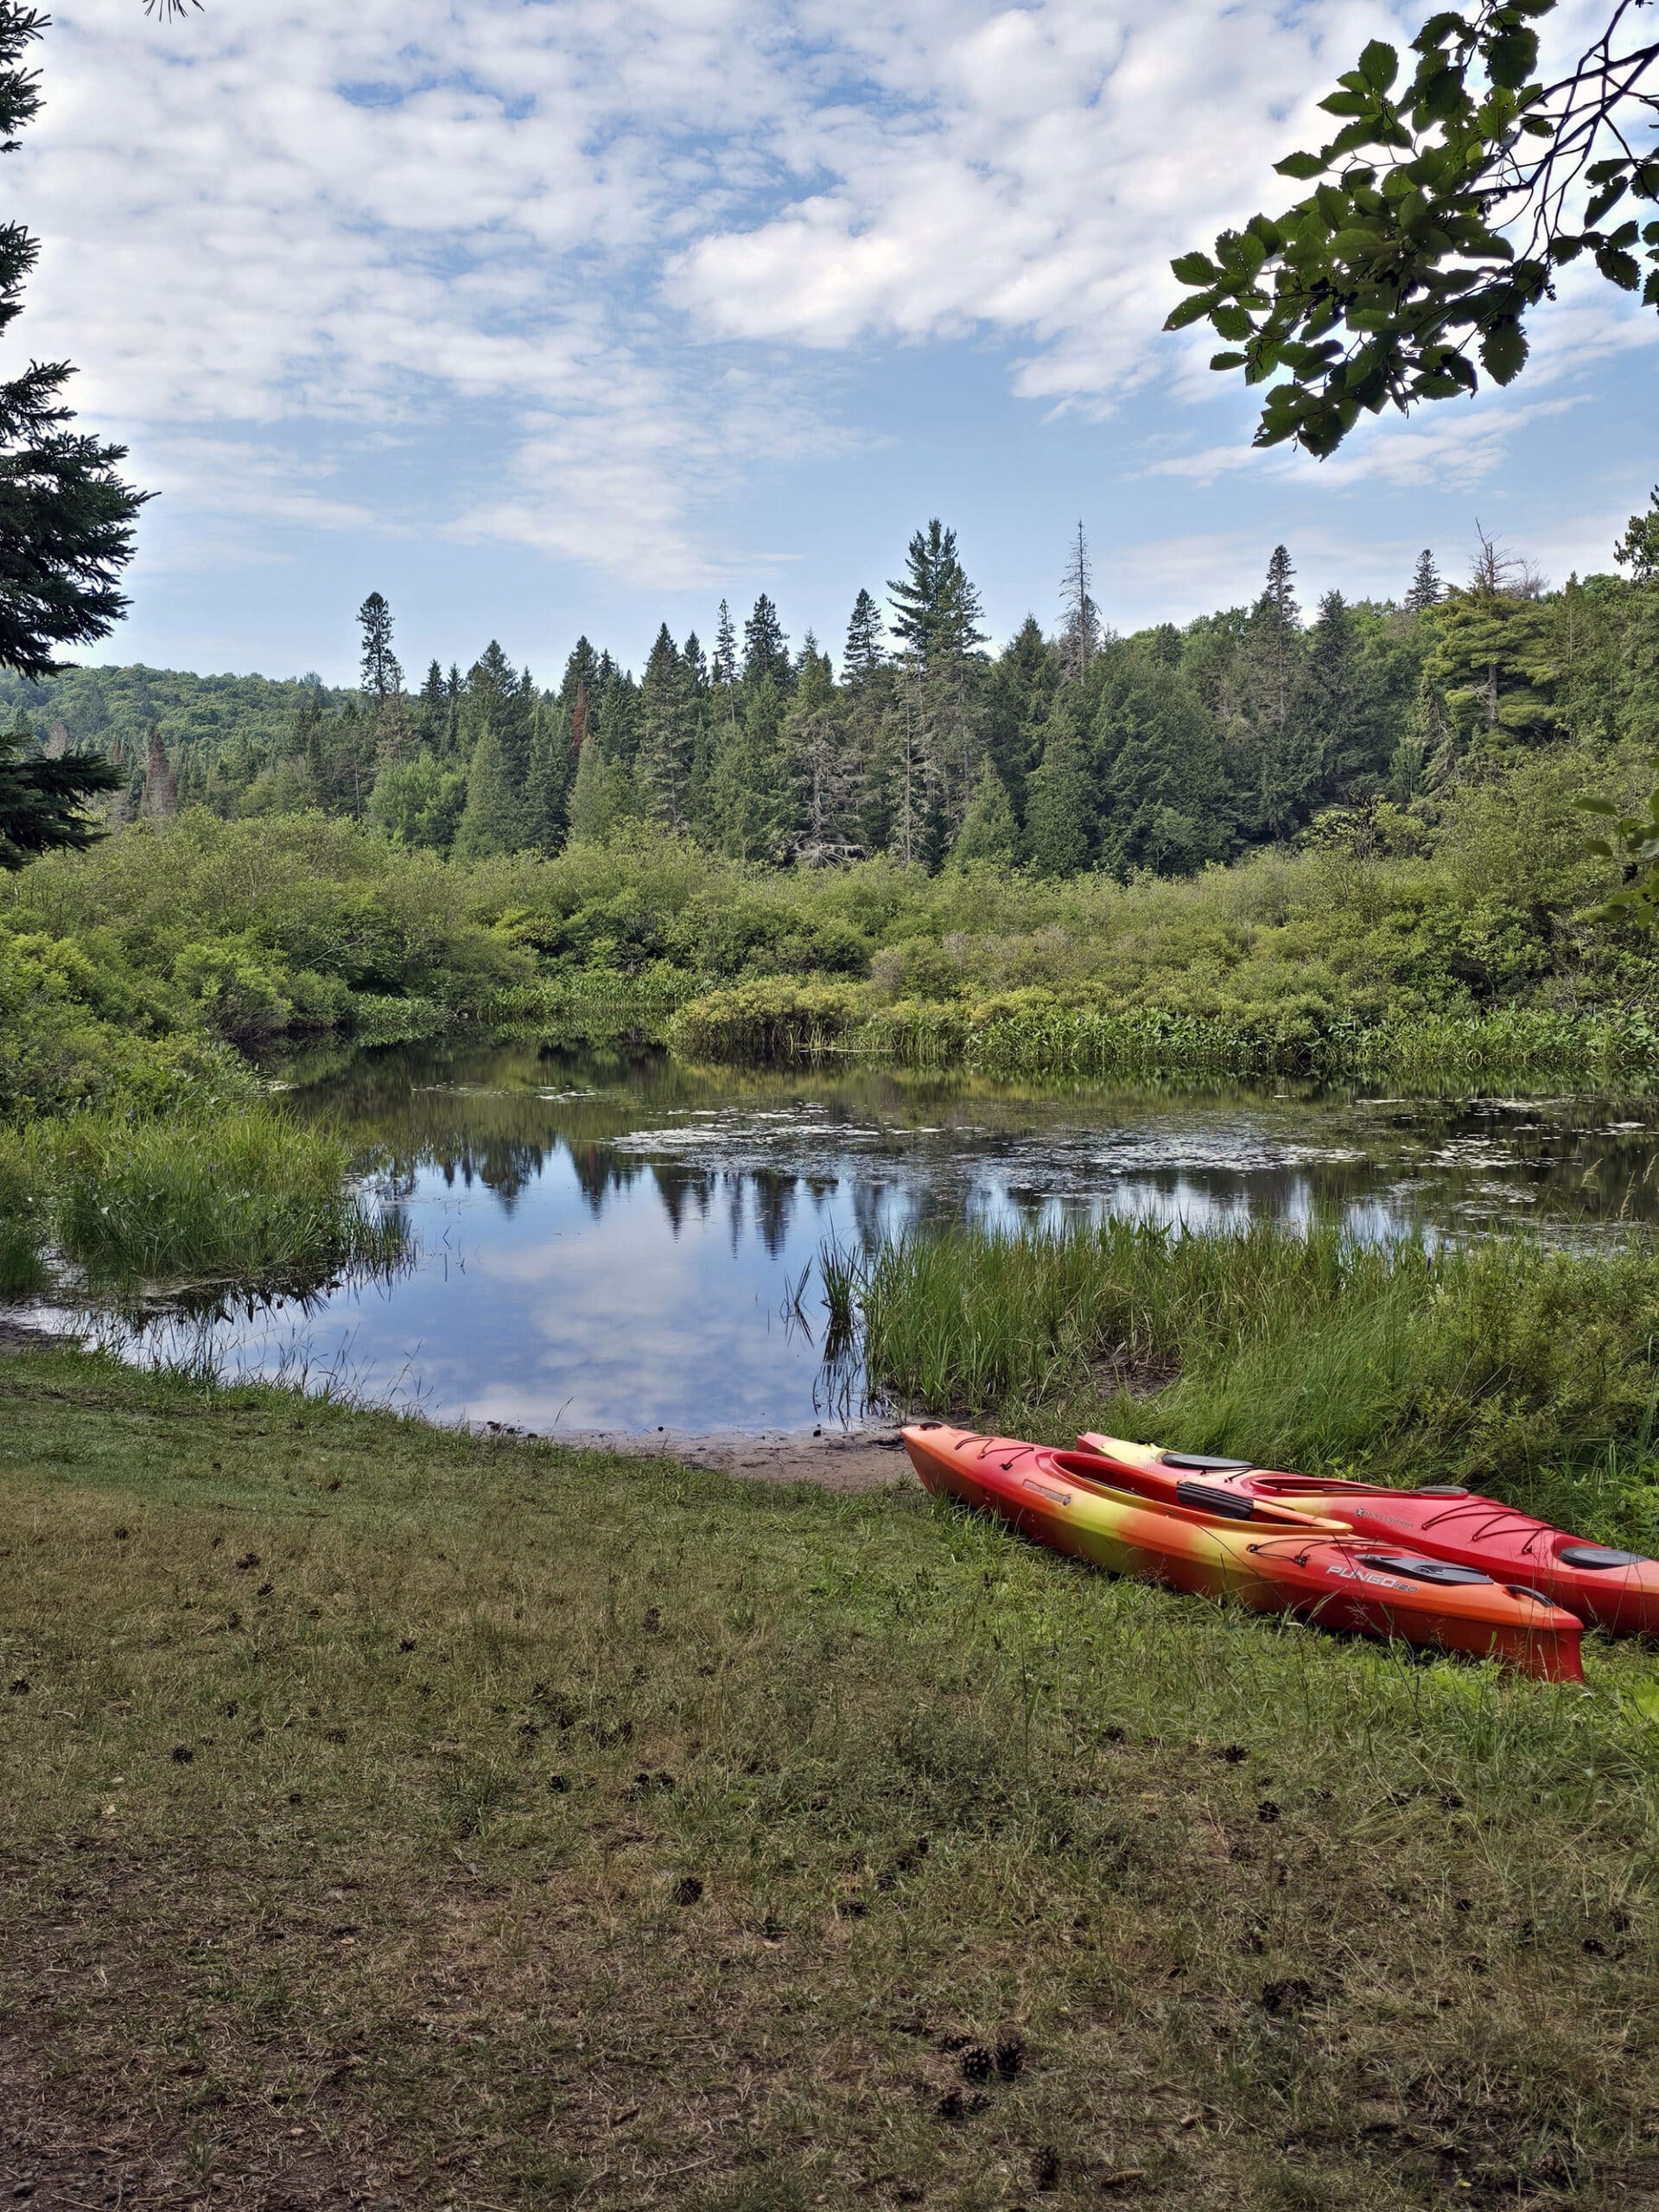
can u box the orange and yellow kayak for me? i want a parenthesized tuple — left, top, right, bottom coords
(903, 1423, 1583, 1681)
(1078, 1433, 1659, 1640)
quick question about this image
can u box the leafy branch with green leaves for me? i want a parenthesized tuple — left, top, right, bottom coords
(1167, 0, 1659, 454)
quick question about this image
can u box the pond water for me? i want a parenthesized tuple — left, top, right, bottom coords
(32, 1039, 1659, 1434)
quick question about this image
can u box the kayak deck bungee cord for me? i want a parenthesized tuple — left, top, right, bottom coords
(1077, 1433, 1659, 1639)
(903, 1424, 1583, 1681)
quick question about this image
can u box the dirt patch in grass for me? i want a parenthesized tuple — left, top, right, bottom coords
(519, 1421, 917, 1490)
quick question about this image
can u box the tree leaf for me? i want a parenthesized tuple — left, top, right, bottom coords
(1274, 150, 1325, 181)
(1163, 294, 1217, 332)
(1359, 39, 1398, 91)
(1170, 251, 1221, 288)
(1480, 318, 1528, 384)
(1209, 350, 1249, 371)
(1487, 26, 1538, 88)
(1597, 245, 1642, 291)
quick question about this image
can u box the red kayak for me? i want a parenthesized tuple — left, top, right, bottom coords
(906, 1425, 1583, 1681)
(1078, 1433, 1659, 1638)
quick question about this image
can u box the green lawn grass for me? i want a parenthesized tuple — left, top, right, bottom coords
(3, 1344, 1659, 2209)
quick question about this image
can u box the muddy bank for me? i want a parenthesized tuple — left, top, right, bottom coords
(479, 1419, 918, 1492)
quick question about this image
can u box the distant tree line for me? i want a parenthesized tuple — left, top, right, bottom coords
(4, 496, 1658, 880)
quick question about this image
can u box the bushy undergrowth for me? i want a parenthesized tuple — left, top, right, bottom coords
(852, 1217, 1659, 1548)
(0, 1105, 404, 1292)
(2, 746, 1656, 1094)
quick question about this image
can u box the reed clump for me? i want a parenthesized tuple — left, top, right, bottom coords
(849, 1217, 1659, 1543)
(0, 1103, 404, 1293)
(674, 981, 1659, 1084)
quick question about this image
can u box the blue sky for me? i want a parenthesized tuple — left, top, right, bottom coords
(14, 0, 1659, 685)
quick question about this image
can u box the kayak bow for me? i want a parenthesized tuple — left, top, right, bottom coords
(1077, 1433, 1659, 1639)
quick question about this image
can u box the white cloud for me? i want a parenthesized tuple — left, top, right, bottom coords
(10, 0, 1656, 595)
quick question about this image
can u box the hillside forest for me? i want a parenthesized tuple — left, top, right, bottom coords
(4, 505, 1658, 882)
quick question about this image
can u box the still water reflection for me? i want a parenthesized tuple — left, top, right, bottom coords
(86, 1040, 1659, 1432)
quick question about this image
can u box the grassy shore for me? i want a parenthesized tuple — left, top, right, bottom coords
(3, 1344, 1659, 2209)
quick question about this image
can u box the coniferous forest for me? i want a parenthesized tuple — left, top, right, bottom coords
(5, 505, 1656, 881)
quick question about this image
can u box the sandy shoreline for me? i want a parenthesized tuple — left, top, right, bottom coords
(474, 1419, 919, 1491)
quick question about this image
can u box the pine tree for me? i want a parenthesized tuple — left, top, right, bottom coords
(588, 662, 640, 777)
(567, 728, 629, 842)
(0, 4, 145, 688)
(444, 664, 463, 756)
(417, 660, 447, 748)
(559, 637, 599, 711)
(524, 695, 574, 852)
(1403, 549, 1445, 613)
(842, 589, 886, 684)
(1249, 545, 1301, 729)
(1426, 538, 1560, 748)
(741, 594, 790, 690)
(713, 600, 738, 728)
(709, 671, 791, 861)
(1097, 658, 1229, 878)
(1298, 588, 1395, 806)
(1024, 697, 1095, 877)
(887, 521, 986, 669)
(1228, 544, 1312, 837)
(887, 520, 989, 843)
(1059, 519, 1100, 683)
(453, 718, 524, 859)
(358, 591, 404, 702)
(636, 623, 696, 830)
(786, 645, 858, 861)
(1615, 488, 1659, 583)
(452, 646, 531, 856)
(981, 614, 1059, 823)
(0, 712, 118, 863)
(950, 756, 1021, 869)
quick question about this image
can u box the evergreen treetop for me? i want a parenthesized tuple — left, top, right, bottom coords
(887, 520, 988, 670)
(1403, 549, 1446, 612)
(357, 592, 403, 702)
(842, 588, 886, 684)
(0, 2, 146, 686)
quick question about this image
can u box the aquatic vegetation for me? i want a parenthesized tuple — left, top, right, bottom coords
(2, 1104, 404, 1293)
(849, 1216, 1659, 1545)
(675, 982, 1659, 1084)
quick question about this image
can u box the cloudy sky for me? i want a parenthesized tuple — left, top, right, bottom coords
(12, 0, 1658, 682)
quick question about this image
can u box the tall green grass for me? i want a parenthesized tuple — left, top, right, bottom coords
(846, 1216, 1659, 1546)
(675, 981, 1659, 1083)
(0, 1104, 405, 1294)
